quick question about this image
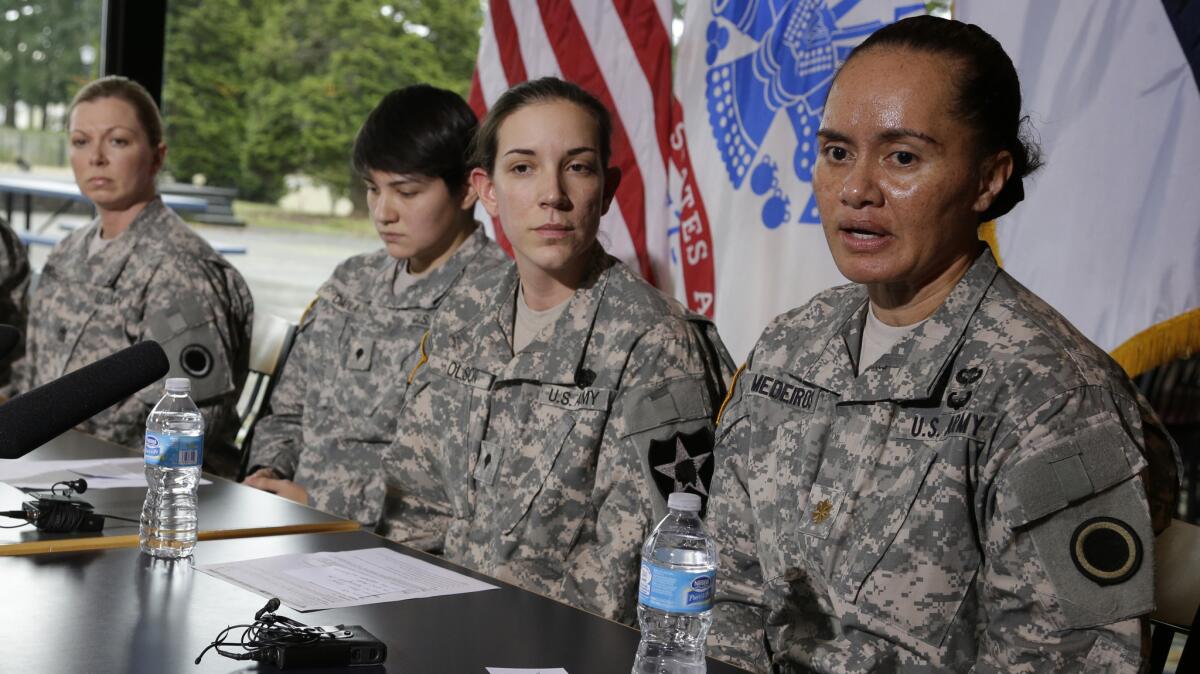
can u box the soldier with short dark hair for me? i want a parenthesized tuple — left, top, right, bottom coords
(387, 77, 735, 624)
(707, 16, 1179, 673)
(5, 76, 253, 477)
(243, 85, 509, 534)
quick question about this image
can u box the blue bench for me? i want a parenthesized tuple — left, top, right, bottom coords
(0, 173, 208, 232)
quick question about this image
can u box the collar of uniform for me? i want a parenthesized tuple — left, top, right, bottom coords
(498, 246, 613, 386)
(427, 259, 514, 369)
(375, 226, 490, 310)
(71, 196, 166, 288)
(795, 289, 867, 396)
(844, 246, 999, 403)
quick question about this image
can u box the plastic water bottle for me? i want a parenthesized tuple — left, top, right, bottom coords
(633, 492, 717, 674)
(140, 377, 203, 559)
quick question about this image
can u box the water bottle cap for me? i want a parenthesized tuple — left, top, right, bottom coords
(164, 377, 191, 393)
(667, 492, 701, 512)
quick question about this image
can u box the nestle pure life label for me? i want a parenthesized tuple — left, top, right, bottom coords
(638, 561, 715, 613)
(143, 432, 203, 468)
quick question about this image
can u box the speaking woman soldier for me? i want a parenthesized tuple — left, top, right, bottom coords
(707, 16, 1178, 673)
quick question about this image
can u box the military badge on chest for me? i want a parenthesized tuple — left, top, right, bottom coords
(648, 428, 715, 510)
(897, 361, 995, 442)
(798, 483, 844, 540)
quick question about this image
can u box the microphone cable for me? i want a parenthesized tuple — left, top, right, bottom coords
(0, 503, 139, 532)
(194, 598, 335, 666)
(0, 478, 139, 532)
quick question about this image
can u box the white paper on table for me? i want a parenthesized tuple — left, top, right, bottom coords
(486, 669, 570, 674)
(0, 457, 210, 489)
(197, 546, 498, 611)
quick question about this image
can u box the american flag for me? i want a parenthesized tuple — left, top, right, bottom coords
(470, 0, 717, 313)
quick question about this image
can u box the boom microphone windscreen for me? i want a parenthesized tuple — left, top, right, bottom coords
(0, 341, 170, 460)
(0, 324, 21, 361)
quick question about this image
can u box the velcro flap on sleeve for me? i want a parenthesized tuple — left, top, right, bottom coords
(1004, 425, 1144, 527)
(623, 377, 711, 437)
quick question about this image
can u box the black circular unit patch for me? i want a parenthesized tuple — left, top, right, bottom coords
(180, 344, 214, 378)
(1070, 517, 1142, 586)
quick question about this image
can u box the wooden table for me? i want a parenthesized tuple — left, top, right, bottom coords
(0, 431, 359, 555)
(0, 529, 751, 673)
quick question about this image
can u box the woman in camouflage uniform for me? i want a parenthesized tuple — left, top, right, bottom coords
(388, 77, 734, 624)
(244, 86, 508, 535)
(708, 16, 1178, 673)
(0, 216, 30, 388)
(8, 76, 253, 477)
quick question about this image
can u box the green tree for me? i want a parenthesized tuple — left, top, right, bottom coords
(165, 0, 480, 204)
(0, 1, 100, 129)
(163, 0, 264, 187)
(242, 0, 480, 202)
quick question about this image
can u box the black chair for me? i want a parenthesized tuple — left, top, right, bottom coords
(234, 314, 297, 480)
(1148, 518, 1200, 673)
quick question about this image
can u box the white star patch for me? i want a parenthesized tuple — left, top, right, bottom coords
(653, 436, 712, 496)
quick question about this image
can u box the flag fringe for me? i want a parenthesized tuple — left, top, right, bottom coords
(1111, 308, 1200, 378)
(978, 221, 1003, 268)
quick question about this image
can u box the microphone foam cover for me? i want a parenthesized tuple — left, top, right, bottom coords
(0, 341, 170, 460)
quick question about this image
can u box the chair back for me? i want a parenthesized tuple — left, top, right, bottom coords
(1149, 518, 1200, 673)
(234, 314, 297, 478)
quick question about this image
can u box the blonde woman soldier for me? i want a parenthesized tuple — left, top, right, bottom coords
(7, 76, 253, 477)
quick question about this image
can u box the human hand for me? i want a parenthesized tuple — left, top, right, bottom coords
(244, 472, 310, 505)
(245, 466, 281, 481)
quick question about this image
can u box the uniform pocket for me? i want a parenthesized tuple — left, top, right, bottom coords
(747, 391, 820, 555)
(418, 360, 490, 520)
(330, 326, 393, 434)
(485, 398, 609, 562)
(498, 413, 577, 536)
(847, 443, 980, 648)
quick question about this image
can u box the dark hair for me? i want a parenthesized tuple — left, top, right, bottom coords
(840, 15, 1043, 221)
(69, 76, 164, 148)
(469, 77, 613, 174)
(352, 85, 478, 189)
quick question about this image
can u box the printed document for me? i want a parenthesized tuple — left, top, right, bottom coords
(198, 546, 498, 611)
(0, 457, 210, 489)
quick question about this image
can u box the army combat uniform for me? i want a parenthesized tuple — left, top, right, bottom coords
(248, 228, 507, 529)
(389, 248, 734, 624)
(8, 198, 253, 477)
(0, 217, 31, 388)
(708, 248, 1179, 673)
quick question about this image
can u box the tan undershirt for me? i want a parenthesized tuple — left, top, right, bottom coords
(859, 303, 926, 372)
(513, 285, 570, 353)
(392, 259, 433, 296)
(87, 226, 120, 257)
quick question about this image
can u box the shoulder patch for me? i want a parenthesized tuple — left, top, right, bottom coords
(1070, 517, 1142, 586)
(647, 427, 715, 510)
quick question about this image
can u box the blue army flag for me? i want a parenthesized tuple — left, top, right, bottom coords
(670, 0, 927, 359)
(957, 0, 1200, 376)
